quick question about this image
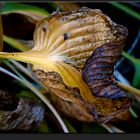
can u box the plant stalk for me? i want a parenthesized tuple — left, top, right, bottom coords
(117, 82, 140, 97)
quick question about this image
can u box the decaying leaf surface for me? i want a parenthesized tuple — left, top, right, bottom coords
(0, 90, 45, 130)
(49, 93, 94, 122)
(54, 2, 81, 12)
(83, 42, 128, 99)
(0, 7, 131, 123)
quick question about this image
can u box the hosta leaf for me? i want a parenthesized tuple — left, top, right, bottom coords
(0, 7, 131, 123)
(82, 42, 128, 99)
(49, 93, 94, 122)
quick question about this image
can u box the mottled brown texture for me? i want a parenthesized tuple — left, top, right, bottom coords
(32, 69, 95, 118)
(111, 109, 131, 122)
(32, 68, 131, 123)
(54, 2, 81, 12)
(0, 90, 45, 130)
(49, 93, 94, 122)
(82, 41, 127, 98)
(29, 7, 131, 123)
(32, 7, 127, 69)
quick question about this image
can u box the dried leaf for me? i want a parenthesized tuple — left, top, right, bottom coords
(0, 90, 45, 131)
(111, 109, 131, 122)
(54, 2, 81, 11)
(49, 93, 94, 122)
(0, 7, 131, 123)
(82, 42, 128, 99)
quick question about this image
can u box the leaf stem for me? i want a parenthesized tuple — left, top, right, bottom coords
(101, 124, 124, 133)
(117, 82, 140, 97)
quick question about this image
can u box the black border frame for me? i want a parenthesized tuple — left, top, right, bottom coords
(1, 1, 140, 139)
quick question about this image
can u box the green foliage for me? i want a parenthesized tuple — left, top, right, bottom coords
(16, 90, 37, 99)
(109, 2, 140, 20)
(1, 2, 49, 16)
(37, 120, 51, 133)
(122, 51, 140, 89)
(3, 35, 29, 51)
(63, 118, 77, 133)
(81, 123, 108, 133)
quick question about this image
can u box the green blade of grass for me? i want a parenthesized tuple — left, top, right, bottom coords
(101, 124, 124, 133)
(109, 2, 140, 20)
(115, 51, 140, 97)
(82, 123, 108, 133)
(2, 59, 27, 80)
(129, 107, 138, 118)
(122, 51, 140, 65)
(37, 119, 51, 133)
(122, 51, 140, 88)
(3, 35, 30, 51)
(132, 64, 140, 88)
(1, 2, 49, 17)
(63, 118, 77, 133)
(116, 52, 140, 96)
(16, 90, 37, 99)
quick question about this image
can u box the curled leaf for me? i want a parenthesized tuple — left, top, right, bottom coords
(54, 2, 81, 12)
(0, 7, 131, 123)
(0, 90, 45, 131)
(82, 42, 128, 98)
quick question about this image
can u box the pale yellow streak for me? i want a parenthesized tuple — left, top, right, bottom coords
(0, 51, 96, 103)
(117, 82, 140, 97)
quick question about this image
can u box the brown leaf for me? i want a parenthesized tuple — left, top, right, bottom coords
(31, 7, 131, 123)
(0, 90, 45, 131)
(111, 109, 131, 122)
(82, 41, 127, 98)
(82, 39, 132, 122)
(0, 7, 131, 123)
(54, 2, 81, 12)
(49, 93, 94, 122)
